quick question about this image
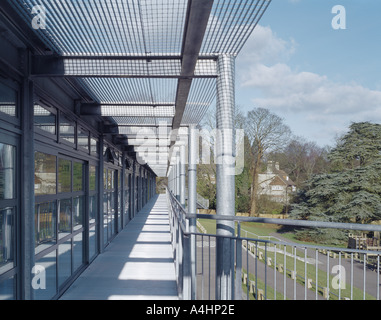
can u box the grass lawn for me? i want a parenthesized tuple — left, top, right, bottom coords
(198, 218, 304, 245)
(241, 267, 286, 300)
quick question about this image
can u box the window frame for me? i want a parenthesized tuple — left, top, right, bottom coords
(0, 130, 19, 296)
(0, 78, 20, 127)
(33, 101, 58, 139)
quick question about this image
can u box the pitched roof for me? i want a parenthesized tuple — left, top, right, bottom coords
(267, 162, 296, 186)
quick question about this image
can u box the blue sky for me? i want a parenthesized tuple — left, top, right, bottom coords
(235, 0, 381, 147)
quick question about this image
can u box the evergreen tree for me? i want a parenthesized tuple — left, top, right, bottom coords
(290, 122, 381, 244)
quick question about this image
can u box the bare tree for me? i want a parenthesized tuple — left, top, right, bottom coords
(244, 108, 291, 216)
(269, 137, 330, 188)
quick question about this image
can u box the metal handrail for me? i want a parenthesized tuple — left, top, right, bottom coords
(187, 212, 381, 233)
(167, 189, 381, 300)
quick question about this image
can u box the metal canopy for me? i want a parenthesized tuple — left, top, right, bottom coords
(8, 0, 271, 176)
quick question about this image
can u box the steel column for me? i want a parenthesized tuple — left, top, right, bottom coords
(215, 54, 236, 300)
(171, 166, 174, 195)
(20, 67, 35, 300)
(175, 148, 180, 201)
(188, 124, 198, 299)
(180, 143, 186, 207)
(132, 161, 136, 219)
(121, 152, 126, 227)
(98, 135, 105, 253)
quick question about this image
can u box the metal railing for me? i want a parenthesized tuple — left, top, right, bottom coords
(196, 193, 210, 210)
(167, 189, 381, 300)
(185, 188, 210, 209)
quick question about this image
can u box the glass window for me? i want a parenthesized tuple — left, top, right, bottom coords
(124, 173, 130, 223)
(124, 172, 129, 190)
(103, 168, 107, 189)
(34, 104, 56, 135)
(0, 276, 15, 300)
(73, 196, 84, 230)
(35, 202, 56, 251)
(103, 193, 108, 246)
(60, 113, 75, 144)
(73, 162, 83, 192)
(90, 137, 98, 156)
(0, 143, 15, 200)
(35, 152, 56, 195)
(0, 81, 16, 117)
(77, 127, 89, 151)
(58, 199, 71, 238)
(0, 208, 14, 271)
(107, 170, 113, 190)
(89, 195, 97, 224)
(58, 239, 71, 286)
(108, 191, 115, 215)
(89, 225, 97, 260)
(34, 251, 57, 300)
(72, 232, 83, 272)
(58, 159, 71, 193)
(89, 165, 97, 191)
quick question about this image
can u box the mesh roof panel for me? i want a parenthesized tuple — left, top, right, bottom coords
(9, 0, 270, 56)
(10, 0, 188, 55)
(7, 0, 271, 175)
(78, 78, 177, 104)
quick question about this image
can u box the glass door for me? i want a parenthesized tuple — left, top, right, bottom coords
(103, 168, 117, 245)
(0, 137, 18, 300)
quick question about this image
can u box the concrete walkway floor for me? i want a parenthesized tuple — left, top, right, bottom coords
(60, 194, 179, 300)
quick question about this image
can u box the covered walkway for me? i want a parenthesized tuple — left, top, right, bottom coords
(0, 0, 273, 300)
(60, 194, 178, 300)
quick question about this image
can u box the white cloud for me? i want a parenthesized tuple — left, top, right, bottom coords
(238, 25, 296, 65)
(242, 64, 381, 121)
(236, 25, 381, 146)
(242, 63, 381, 118)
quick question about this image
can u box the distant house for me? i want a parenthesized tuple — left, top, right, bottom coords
(258, 161, 296, 204)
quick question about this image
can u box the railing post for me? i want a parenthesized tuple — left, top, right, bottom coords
(180, 143, 186, 207)
(178, 210, 184, 299)
(176, 148, 180, 201)
(174, 201, 182, 298)
(180, 140, 191, 299)
(183, 221, 191, 300)
(235, 222, 242, 300)
(215, 54, 236, 300)
(169, 166, 173, 194)
(188, 125, 198, 299)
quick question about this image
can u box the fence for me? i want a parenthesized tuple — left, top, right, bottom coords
(167, 189, 381, 300)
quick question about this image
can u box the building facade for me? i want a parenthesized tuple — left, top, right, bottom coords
(257, 161, 296, 204)
(0, 8, 156, 297)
